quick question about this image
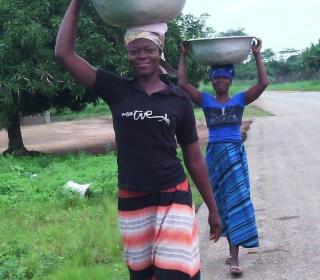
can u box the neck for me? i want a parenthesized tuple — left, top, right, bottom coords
(137, 73, 166, 95)
(216, 92, 230, 103)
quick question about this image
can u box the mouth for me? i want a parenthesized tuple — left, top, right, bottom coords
(136, 62, 152, 67)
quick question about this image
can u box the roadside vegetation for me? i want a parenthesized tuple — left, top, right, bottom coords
(0, 151, 203, 280)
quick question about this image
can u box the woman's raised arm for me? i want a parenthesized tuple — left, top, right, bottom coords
(55, 0, 97, 90)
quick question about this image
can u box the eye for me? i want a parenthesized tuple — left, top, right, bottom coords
(128, 50, 138, 56)
(146, 48, 157, 54)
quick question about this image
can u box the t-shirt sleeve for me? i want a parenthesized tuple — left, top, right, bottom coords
(233, 92, 246, 107)
(200, 92, 212, 108)
(176, 97, 199, 146)
(92, 69, 126, 106)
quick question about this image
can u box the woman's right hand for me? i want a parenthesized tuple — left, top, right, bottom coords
(180, 41, 190, 56)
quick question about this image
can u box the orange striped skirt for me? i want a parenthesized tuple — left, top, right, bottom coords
(118, 179, 200, 280)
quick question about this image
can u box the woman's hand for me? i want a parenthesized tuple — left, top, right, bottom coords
(208, 210, 222, 242)
(252, 38, 262, 56)
(180, 41, 190, 56)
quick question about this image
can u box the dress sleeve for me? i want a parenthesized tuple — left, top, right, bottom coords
(200, 92, 212, 109)
(92, 69, 126, 106)
(233, 92, 246, 107)
(176, 97, 199, 146)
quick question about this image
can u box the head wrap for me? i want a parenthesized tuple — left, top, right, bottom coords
(124, 23, 177, 77)
(209, 64, 235, 80)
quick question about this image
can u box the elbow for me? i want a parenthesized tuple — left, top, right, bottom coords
(260, 77, 269, 90)
(54, 48, 65, 63)
(263, 79, 269, 89)
(178, 82, 189, 91)
(54, 43, 70, 63)
(54, 48, 72, 66)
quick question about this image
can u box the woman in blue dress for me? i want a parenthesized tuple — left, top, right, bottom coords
(178, 38, 268, 276)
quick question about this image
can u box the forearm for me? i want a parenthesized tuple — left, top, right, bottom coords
(178, 53, 188, 87)
(254, 53, 269, 88)
(178, 53, 202, 105)
(55, 0, 83, 59)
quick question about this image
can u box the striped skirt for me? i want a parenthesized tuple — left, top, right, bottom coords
(206, 142, 259, 248)
(118, 179, 201, 280)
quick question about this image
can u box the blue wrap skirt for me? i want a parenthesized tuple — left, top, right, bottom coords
(206, 142, 259, 248)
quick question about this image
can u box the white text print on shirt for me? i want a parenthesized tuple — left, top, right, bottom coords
(121, 110, 171, 125)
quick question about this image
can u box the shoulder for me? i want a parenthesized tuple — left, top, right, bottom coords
(96, 68, 128, 83)
(231, 92, 246, 106)
(169, 83, 192, 100)
(201, 92, 215, 107)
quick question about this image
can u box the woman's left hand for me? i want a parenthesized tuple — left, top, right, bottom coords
(208, 211, 222, 242)
(252, 38, 262, 55)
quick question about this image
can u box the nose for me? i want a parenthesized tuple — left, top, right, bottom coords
(137, 50, 148, 58)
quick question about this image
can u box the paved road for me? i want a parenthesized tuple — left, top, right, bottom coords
(197, 91, 320, 279)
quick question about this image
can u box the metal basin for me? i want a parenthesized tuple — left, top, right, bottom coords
(90, 0, 186, 27)
(188, 36, 254, 65)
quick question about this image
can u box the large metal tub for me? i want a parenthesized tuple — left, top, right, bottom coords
(90, 0, 186, 27)
(188, 36, 254, 65)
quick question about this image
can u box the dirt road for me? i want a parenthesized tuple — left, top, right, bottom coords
(0, 118, 210, 154)
(197, 91, 320, 279)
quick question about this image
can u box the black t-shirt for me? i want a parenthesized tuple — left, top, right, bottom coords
(93, 69, 198, 192)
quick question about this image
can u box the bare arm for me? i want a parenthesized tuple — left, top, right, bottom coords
(181, 141, 222, 242)
(55, 0, 96, 90)
(245, 38, 269, 105)
(178, 42, 202, 106)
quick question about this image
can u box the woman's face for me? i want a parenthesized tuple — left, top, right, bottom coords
(211, 76, 232, 95)
(127, 39, 160, 77)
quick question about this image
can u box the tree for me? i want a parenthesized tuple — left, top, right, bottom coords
(218, 27, 247, 37)
(0, 1, 215, 154)
(167, 14, 215, 86)
(301, 40, 320, 79)
(0, 0, 127, 155)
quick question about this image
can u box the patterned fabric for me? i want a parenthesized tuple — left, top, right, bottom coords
(124, 31, 165, 51)
(201, 92, 246, 143)
(124, 23, 168, 50)
(118, 179, 200, 280)
(206, 142, 259, 248)
(209, 64, 235, 80)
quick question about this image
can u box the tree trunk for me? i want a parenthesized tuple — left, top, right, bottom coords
(3, 112, 27, 155)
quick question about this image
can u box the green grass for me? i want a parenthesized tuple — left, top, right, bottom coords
(200, 79, 320, 94)
(51, 101, 111, 122)
(0, 153, 126, 280)
(267, 80, 320, 91)
(50, 80, 319, 123)
(0, 151, 204, 279)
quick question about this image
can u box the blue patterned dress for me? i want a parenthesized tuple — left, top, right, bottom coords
(201, 92, 259, 248)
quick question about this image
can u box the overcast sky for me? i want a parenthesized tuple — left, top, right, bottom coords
(182, 0, 320, 53)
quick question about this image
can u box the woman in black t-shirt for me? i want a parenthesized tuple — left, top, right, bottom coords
(55, 1, 221, 279)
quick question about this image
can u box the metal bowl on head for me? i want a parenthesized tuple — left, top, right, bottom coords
(90, 0, 186, 27)
(188, 36, 254, 65)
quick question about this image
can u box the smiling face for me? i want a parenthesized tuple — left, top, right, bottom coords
(127, 38, 161, 77)
(211, 76, 232, 95)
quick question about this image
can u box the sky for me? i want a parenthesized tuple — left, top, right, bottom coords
(182, 0, 320, 54)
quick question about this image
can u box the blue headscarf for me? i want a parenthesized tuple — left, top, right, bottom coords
(209, 64, 235, 80)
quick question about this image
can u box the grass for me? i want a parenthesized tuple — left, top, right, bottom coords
(0, 153, 126, 280)
(50, 80, 319, 123)
(267, 80, 320, 91)
(0, 151, 203, 280)
(200, 79, 320, 94)
(51, 101, 111, 122)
